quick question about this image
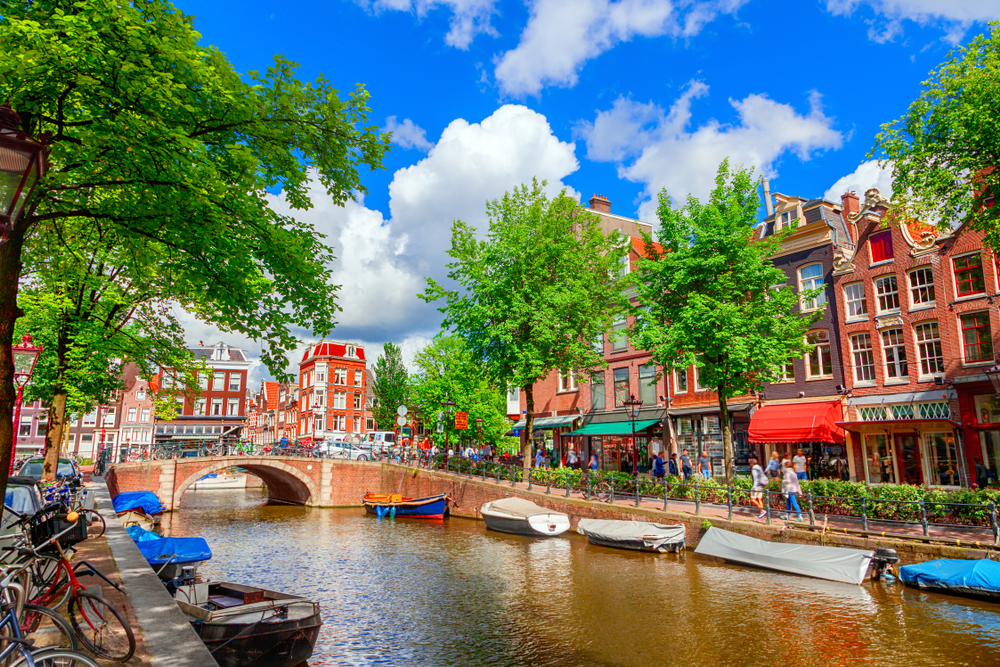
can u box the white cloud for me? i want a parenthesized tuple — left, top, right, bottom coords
(362, 0, 498, 49)
(384, 116, 435, 152)
(824, 159, 895, 202)
(826, 1, 1000, 43)
(494, 0, 748, 97)
(578, 83, 844, 219)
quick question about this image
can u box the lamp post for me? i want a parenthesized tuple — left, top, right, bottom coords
(443, 395, 455, 458)
(0, 105, 46, 245)
(10, 334, 42, 475)
(986, 362, 1000, 397)
(475, 417, 483, 454)
(624, 393, 643, 477)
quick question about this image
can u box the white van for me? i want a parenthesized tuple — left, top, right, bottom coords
(364, 432, 396, 453)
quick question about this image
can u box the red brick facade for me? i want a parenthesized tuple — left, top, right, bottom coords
(298, 341, 367, 442)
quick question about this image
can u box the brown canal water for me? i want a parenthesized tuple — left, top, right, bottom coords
(164, 488, 1000, 667)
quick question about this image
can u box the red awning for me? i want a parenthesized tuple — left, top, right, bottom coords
(748, 401, 845, 444)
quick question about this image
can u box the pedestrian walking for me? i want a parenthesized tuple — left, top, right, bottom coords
(974, 456, 993, 489)
(749, 457, 767, 519)
(680, 449, 693, 481)
(668, 453, 679, 477)
(793, 448, 808, 481)
(698, 452, 712, 479)
(589, 453, 599, 471)
(566, 447, 580, 470)
(766, 452, 781, 480)
(653, 452, 665, 481)
(781, 460, 803, 522)
(535, 448, 545, 468)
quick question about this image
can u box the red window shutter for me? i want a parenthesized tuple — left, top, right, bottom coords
(870, 231, 893, 263)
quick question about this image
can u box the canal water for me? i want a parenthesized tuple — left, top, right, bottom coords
(165, 488, 1000, 667)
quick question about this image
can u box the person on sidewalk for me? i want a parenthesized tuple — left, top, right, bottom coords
(698, 452, 712, 479)
(535, 448, 545, 468)
(652, 452, 665, 481)
(680, 449, 693, 481)
(589, 453, 599, 471)
(793, 448, 808, 481)
(750, 457, 767, 519)
(668, 453, 679, 477)
(974, 456, 993, 489)
(766, 452, 781, 480)
(566, 447, 580, 470)
(781, 460, 804, 522)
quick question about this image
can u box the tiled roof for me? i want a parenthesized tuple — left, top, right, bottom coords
(263, 381, 280, 410)
(189, 344, 248, 363)
(301, 341, 366, 362)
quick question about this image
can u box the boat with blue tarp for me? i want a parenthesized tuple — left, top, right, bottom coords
(899, 558, 1000, 601)
(126, 525, 212, 580)
(362, 492, 449, 519)
(112, 490, 165, 520)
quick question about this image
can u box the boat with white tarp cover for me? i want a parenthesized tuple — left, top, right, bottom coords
(576, 519, 686, 553)
(694, 527, 874, 585)
(480, 498, 570, 537)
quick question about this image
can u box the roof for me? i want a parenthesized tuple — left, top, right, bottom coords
(263, 381, 280, 410)
(189, 343, 247, 363)
(301, 340, 366, 363)
(630, 236, 663, 259)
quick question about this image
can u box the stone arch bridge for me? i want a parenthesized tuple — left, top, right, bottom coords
(105, 456, 385, 510)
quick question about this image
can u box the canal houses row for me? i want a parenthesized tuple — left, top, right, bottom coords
(518, 188, 1000, 490)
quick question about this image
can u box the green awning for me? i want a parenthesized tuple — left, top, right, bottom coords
(563, 419, 661, 436)
(511, 415, 579, 430)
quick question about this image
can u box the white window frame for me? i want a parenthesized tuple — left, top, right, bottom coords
(558, 370, 578, 392)
(805, 330, 833, 379)
(334, 368, 347, 385)
(908, 266, 936, 308)
(227, 398, 239, 416)
(228, 373, 240, 392)
(611, 318, 628, 352)
(844, 282, 868, 320)
(333, 392, 347, 409)
(776, 362, 795, 383)
(140, 408, 150, 422)
(136, 388, 145, 401)
(881, 328, 908, 381)
(674, 368, 688, 394)
(914, 321, 945, 377)
(211, 398, 223, 416)
(213, 371, 225, 390)
(694, 365, 710, 392)
(874, 274, 900, 313)
(127, 407, 137, 422)
(851, 332, 876, 384)
(798, 263, 826, 311)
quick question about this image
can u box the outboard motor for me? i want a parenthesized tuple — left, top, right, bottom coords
(870, 548, 899, 581)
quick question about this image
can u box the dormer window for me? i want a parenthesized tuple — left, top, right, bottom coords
(346, 345, 355, 357)
(776, 209, 797, 230)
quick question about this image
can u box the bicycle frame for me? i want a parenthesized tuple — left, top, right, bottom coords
(0, 595, 36, 665)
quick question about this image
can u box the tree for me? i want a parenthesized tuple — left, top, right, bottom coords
(422, 179, 629, 472)
(0, 0, 389, 496)
(632, 160, 819, 481)
(408, 335, 512, 449)
(372, 341, 409, 430)
(872, 23, 1000, 246)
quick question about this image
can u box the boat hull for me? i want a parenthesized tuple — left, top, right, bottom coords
(582, 533, 685, 553)
(577, 519, 686, 553)
(900, 559, 1000, 601)
(194, 612, 322, 667)
(482, 512, 571, 537)
(363, 493, 449, 519)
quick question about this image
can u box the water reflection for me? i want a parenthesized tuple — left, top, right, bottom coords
(166, 489, 1000, 666)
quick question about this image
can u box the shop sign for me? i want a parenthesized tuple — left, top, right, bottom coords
(454, 411, 469, 430)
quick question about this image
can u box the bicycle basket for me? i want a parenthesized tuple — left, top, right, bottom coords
(31, 514, 88, 551)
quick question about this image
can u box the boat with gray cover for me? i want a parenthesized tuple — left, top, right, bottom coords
(576, 519, 685, 552)
(480, 498, 570, 537)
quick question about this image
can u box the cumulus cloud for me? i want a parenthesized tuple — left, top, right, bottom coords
(384, 116, 435, 152)
(825, 0, 1000, 44)
(494, 0, 748, 97)
(824, 159, 895, 202)
(577, 82, 844, 219)
(360, 0, 498, 48)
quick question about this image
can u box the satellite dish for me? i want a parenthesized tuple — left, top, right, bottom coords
(397, 405, 408, 417)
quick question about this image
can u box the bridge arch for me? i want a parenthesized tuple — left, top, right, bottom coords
(173, 457, 320, 508)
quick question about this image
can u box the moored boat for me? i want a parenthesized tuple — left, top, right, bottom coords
(126, 525, 213, 581)
(899, 558, 1000, 601)
(112, 490, 164, 525)
(480, 498, 570, 537)
(362, 492, 449, 519)
(118, 510, 155, 532)
(694, 526, 878, 585)
(577, 519, 685, 553)
(174, 582, 322, 667)
(190, 473, 248, 490)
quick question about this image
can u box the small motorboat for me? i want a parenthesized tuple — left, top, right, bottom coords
(118, 510, 155, 532)
(190, 473, 249, 490)
(112, 490, 164, 524)
(362, 492, 449, 519)
(480, 498, 570, 537)
(694, 526, 885, 585)
(126, 525, 213, 581)
(174, 582, 322, 667)
(577, 519, 685, 553)
(900, 559, 1000, 601)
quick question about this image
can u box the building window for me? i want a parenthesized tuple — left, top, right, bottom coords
(908, 267, 935, 307)
(317, 372, 325, 382)
(127, 407, 137, 422)
(334, 368, 347, 385)
(798, 263, 826, 311)
(228, 374, 240, 392)
(874, 275, 900, 313)
(863, 434, 896, 484)
(136, 388, 145, 400)
(209, 371, 222, 390)
(805, 330, 833, 378)
(227, 399, 239, 416)
(347, 345, 355, 357)
(335, 415, 346, 431)
(704, 415, 720, 435)
(639, 363, 657, 405)
(870, 231, 893, 263)
(954, 253, 986, 297)
(881, 328, 908, 379)
(590, 372, 606, 411)
(851, 333, 876, 383)
(914, 321, 945, 376)
(366, 418, 374, 430)
(694, 365, 710, 392)
(353, 394, 362, 410)
(198, 373, 209, 391)
(924, 432, 960, 486)
(83, 410, 97, 426)
(353, 416, 360, 432)
(777, 362, 795, 383)
(194, 397, 206, 416)
(212, 398, 223, 416)
(674, 368, 688, 394)
(961, 312, 993, 363)
(776, 209, 796, 231)
(613, 367, 629, 407)
(103, 407, 116, 426)
(314, 389, 325, 407)
(18, 416, 31, 437)
(333, 392, 346, 409)
(314, 416, 324, 432)
(844, 282, 868, 319)
(611, 318, 628, 352)
(593, 333, 604, 354)
(559, 371, 578, 392)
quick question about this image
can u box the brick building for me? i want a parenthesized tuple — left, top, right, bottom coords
(118, 366, 156, 457)
(14, 399, 47, 456)
(298, 341, 367, 442)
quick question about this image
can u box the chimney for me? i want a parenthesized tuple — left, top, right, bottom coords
(589, 194, 611, 214)
(762, 178, 774, 217)
(841, 191, 860, 217)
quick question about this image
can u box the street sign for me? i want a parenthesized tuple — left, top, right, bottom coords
(437, 411, 445, 422)
(396, 415, 407, 426)
(454, 411, 469, 430)
(397, 405, 408, 417)
(436, 423, 444, 434)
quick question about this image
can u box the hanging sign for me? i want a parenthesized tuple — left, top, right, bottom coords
(454, 411, 469, 430)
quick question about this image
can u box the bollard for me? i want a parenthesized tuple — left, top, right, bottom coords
(546, 469, 551, 494)
(727, 486, 733, 522)
(861, 497, 868, 532)
(511, 466, 516, 487)
(496, 465, 501, 485)
(663, 481, 669, 512)
(807, 492, 815, 526)
(528, 468, 533, 491)
(610, 477, 616, 504)
(765, 489, 771, 525)
(635, 477, 640, 508)
(695, 482, 701, 515)
(587, 473, 592, 502)
(991, 503, 999, 546)
(482, 463, 487, 483)
(920, 499, 929, 537)
(566, 474, 571, 498)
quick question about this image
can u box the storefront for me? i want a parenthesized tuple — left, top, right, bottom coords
(667, 403, 752, 475)
(748, 400, 848, 480)
(840, 390, 966, 488)
(563, 418, 661, 472)
(957, 379, 1000, 487)
(511, 415, 581, 463)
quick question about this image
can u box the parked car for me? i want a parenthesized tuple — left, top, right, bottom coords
(17, 457, 81, 482)
(2, 476, 45, 559)
(320, 440, 371, 461)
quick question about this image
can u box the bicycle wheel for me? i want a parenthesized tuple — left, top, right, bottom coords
(23, 603, 79, 650)
(86, 511, 105, 540)
(13, 647, 102, 667)
(68, 591, 135, 662)
(595, 481, 613, 503)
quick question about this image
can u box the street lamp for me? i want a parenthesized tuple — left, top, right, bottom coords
(11, 334, 42, 474)
(624, 393, 643, 477)
(986, 362, 1000, 397)
(443, 395, 455, 458)
(475, 417, 483, 454)
(0, 105, 46, 244)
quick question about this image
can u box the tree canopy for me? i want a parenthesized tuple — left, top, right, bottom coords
(872, 22, 1000, 244)
(372, 341, 408, 430)
(632, 160, 818, 480)
(422, 179, 629, 468)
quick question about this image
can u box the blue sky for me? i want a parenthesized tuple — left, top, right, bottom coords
(172, 0, 1000, 382)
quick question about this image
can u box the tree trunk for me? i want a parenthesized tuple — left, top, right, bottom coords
(0, 221, 27, 504)
(718, 390, 734, 482)
(522, 384, 534, 476)
(43, 390, 68, 481)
